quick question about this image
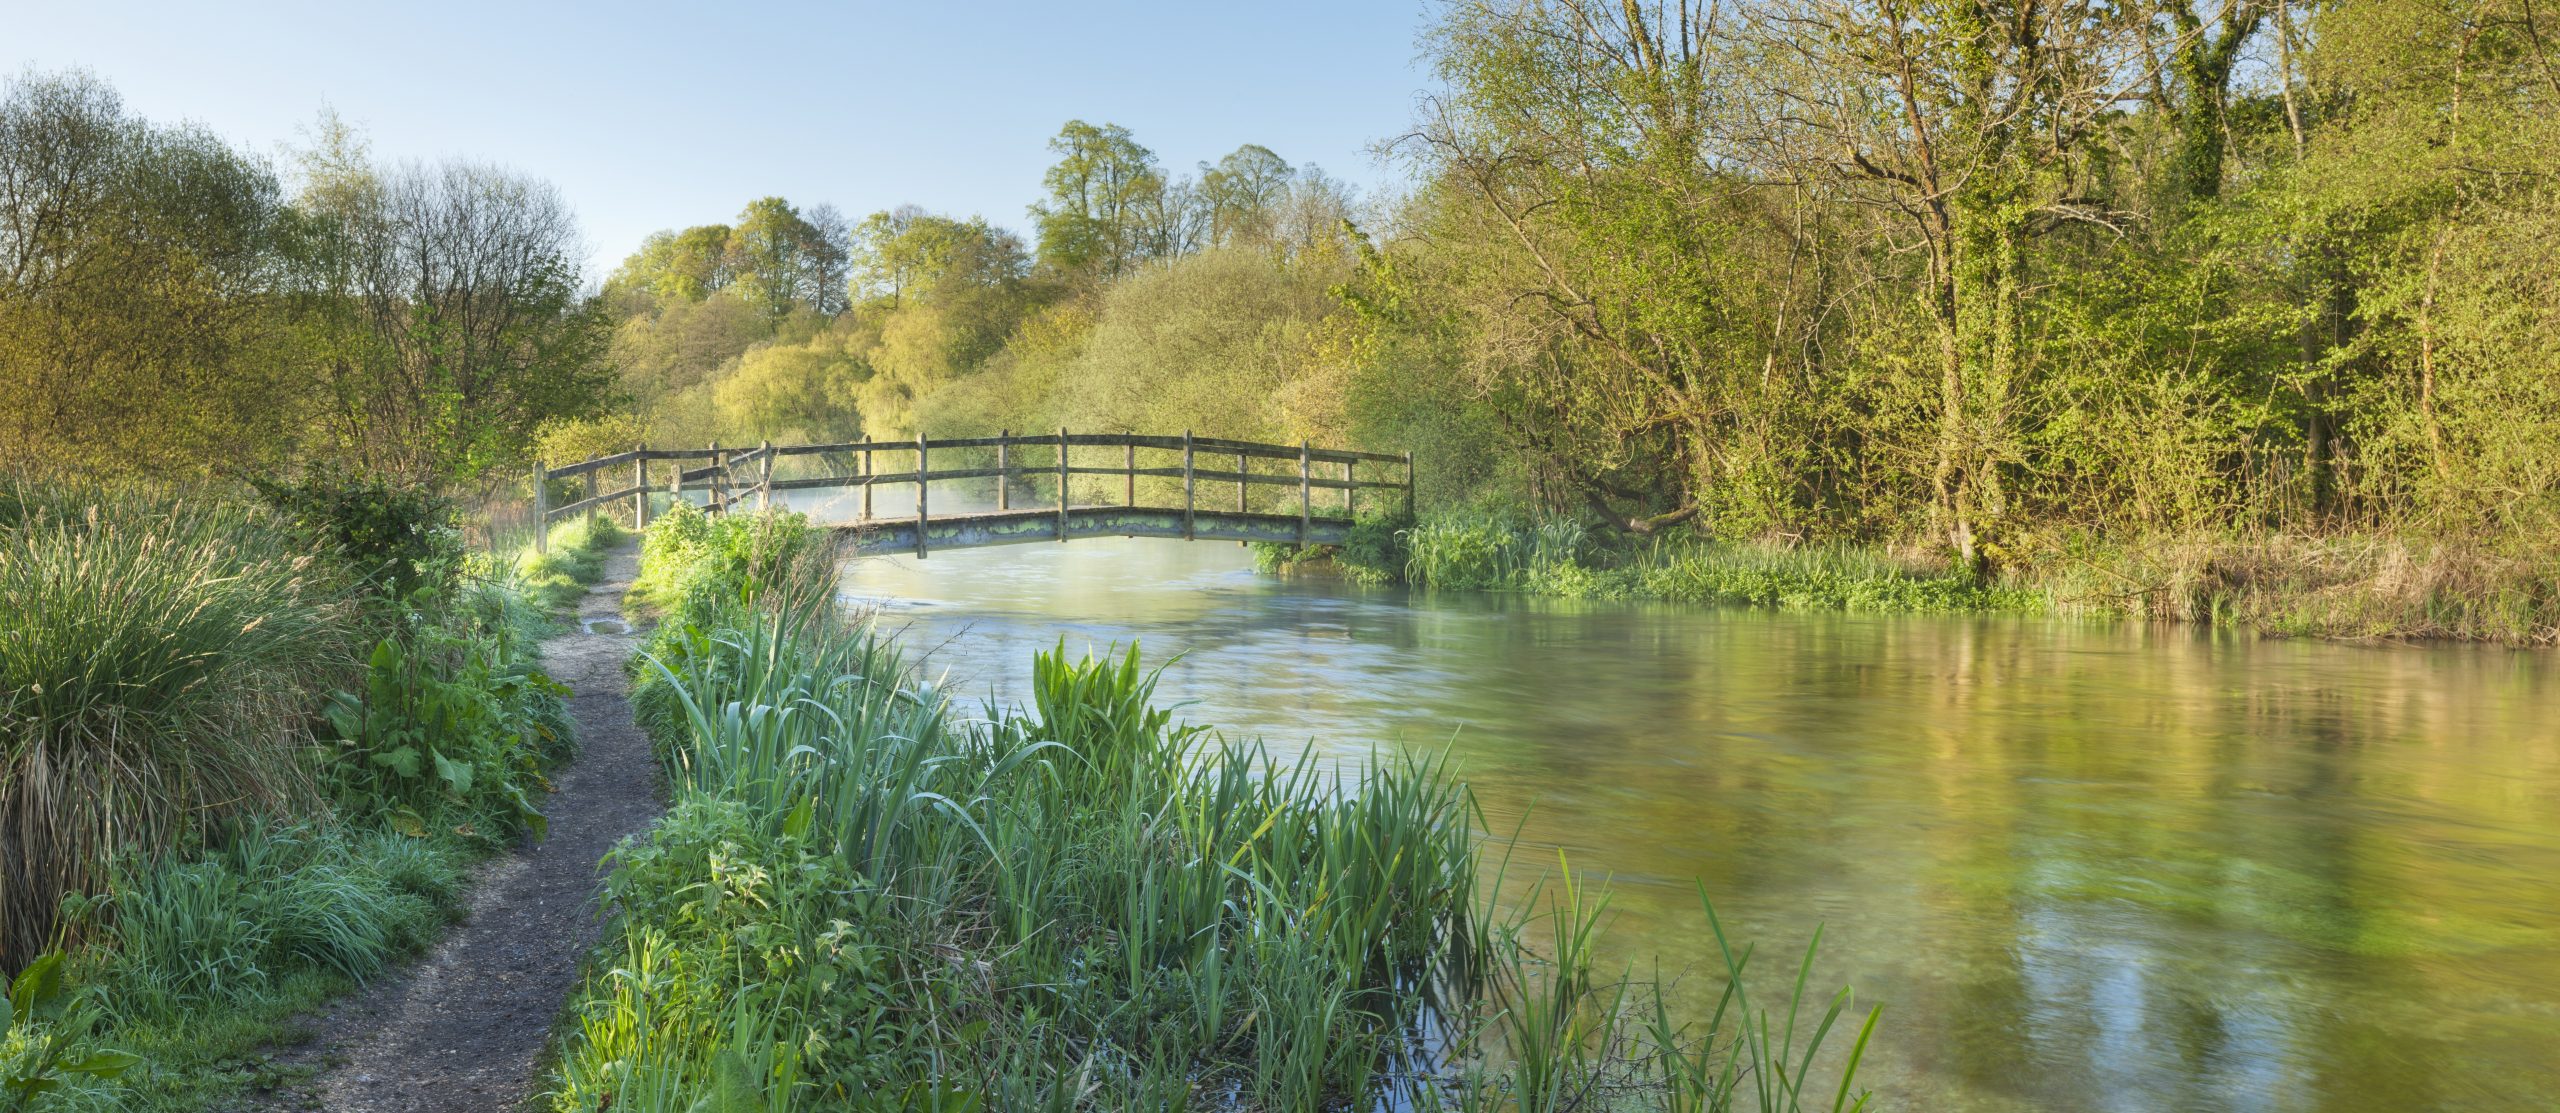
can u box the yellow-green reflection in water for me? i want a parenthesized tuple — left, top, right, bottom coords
(837, 536, 2560, 1111)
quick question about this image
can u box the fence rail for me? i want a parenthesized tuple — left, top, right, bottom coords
(532, 430, 1412, 559)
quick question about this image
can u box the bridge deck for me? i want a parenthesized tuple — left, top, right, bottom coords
(829, 506, 1352, 556)
(533, 432, 1405, 558)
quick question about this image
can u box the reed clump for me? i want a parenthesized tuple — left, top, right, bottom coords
(2021, 531, 2560, 644)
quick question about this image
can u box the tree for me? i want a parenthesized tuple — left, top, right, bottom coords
(294, 142, 612, 482)
(0, 71, 298, 475)
(1029, 120, 1167, 277)
(1199, 144, 1296, 248)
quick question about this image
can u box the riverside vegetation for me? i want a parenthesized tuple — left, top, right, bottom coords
(0, 472, 623, 1111)
(542, 503, 1878, 1111)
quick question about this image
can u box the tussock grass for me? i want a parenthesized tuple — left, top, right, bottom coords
(0, 472, 577, 1110)
(0, 476, 361, 968)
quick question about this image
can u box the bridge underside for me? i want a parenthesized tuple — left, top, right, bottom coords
(831, 507, 1351, 556)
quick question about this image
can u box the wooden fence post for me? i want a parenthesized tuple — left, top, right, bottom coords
(583, 468, 597, 531)
(532, 461, 549, 555)
(1403, 451, 1415, 520)
(668, 453, 685, 511)
(1341, 459, 1354, 518)
(1124, 441, 1135, 507)
(861, 444, 874, 521)
(1056, 427, 1070, 542)
(1236, 451, 1248, 514)
(1298, 440, 1311, 547)
(1181, 430, 1195, 540)
(634, 446, 651, 529)
(914, 435, 929, 559)
(998, 430, 1011, 511)
(757, 440, 773, 513)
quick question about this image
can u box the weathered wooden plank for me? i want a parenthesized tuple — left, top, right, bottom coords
(832, 507, 1354, 554)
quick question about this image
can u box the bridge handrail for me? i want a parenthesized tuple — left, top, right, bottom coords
(528, 430, 1414, 557)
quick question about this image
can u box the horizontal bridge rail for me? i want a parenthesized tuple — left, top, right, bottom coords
(530, 430, 1412, 559)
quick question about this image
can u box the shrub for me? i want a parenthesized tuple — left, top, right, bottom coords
(252, 470, 462, 600)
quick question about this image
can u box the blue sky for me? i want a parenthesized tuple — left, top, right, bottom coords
(6, 1, 1438, 274)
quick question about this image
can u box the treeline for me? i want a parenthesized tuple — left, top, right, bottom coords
(563, 124, 1365, 459)
(1382, 0, 2560, 563)
(0, 72, 606, 483)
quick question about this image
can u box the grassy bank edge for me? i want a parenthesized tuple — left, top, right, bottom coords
(1255, 507, 2559, 645)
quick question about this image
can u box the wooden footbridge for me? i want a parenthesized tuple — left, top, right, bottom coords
(532, 431, 1411, 558)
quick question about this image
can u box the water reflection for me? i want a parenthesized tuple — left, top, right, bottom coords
(836, 536, 2560, 1111)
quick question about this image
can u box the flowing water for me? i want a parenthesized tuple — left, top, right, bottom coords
(833, 531, 2560, 1111)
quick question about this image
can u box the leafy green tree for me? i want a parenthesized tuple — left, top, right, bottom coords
(0, 71, 299, 476)
(1029, 120, 1167, 278)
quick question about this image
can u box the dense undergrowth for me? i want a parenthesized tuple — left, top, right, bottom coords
(549, 507, 1878, 1111)
(1260, 506, 2560, 645)
(0, 473, 622, 1111)
(1263, 508, 2036, 615)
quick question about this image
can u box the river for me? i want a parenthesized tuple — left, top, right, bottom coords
(833, 533, 2560, 1111)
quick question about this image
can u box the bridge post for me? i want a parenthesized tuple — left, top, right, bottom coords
(997, 431, 1010, 511)
(1299, 440, 1312, 547)
(861, 444, 873, 521)
(709, 442, 725, 515)
(1342, 458, 1354, 518)
(1056, 427, 1070, 542)
(634, 446, 651, 529)
(1404, 451, 1415, 520)
(914, 434, 929, 559)
(757, 440, 773, 513)
(1124, 441, 1135, 507)
(1181, 430, 1195, 540)
(532, 460, 549, 555)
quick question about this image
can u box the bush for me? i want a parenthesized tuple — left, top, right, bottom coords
(627, 503, 823, 629)
(252, 470, 462, 600)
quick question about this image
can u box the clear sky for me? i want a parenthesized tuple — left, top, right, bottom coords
(5, 1, 1439, 275)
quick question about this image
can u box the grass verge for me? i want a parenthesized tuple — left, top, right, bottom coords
(0, 474, 577, 1111)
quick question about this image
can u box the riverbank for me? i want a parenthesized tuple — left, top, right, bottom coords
(541, 503, 1878, 1110)
(1261, 507, 2559, 646)
(0, 475, 622, 1111)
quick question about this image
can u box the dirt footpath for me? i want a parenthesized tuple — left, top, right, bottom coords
(250, 545, 660, 1112)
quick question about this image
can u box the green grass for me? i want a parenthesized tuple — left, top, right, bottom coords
(514, 515, 630, 613)
(548, 510, 1881, 1111)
